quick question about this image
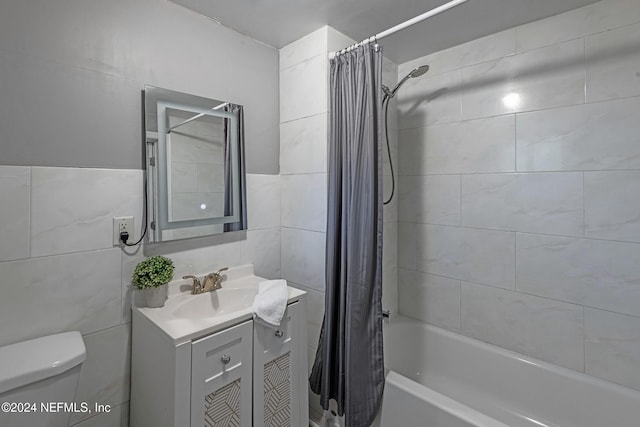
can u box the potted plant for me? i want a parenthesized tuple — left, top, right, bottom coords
(132, 255, 175, 308)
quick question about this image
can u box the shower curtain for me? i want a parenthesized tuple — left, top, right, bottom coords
(309, 44, 385, 427)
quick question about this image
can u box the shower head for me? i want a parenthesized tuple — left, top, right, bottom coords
(382, 64, 430, 100)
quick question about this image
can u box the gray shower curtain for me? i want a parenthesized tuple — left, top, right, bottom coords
(309, 44, 385, 427)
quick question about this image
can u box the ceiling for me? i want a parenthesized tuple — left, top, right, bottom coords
(170, 0, 600, 63)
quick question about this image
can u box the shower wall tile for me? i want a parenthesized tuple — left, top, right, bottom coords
(383, 221, 398, 314)
(71, 324, 131, 424)
(397, 69, 462, 129)
(516, 233, 640, 317)
(281, 173, 327, 232)
(0, 248, 122, 347)
(30, 167, 143, 257)
(516, 97, 640, 172)
(280, 53, 327, 123)
(290, 283, 325, 351)
(461, 172, 584, 236)
(400, 29, 516, 78)
(462, 38, 584, 120)
(585, 171, 640, 242)
(280, 27, 328, 70)
(398, 115, 515, 175)
(586, 21, 640, 103)
(585, 308, 640, 391)
(398, 269, 461, 332)
(281, 228, 326, 292)
(398, 174, 461, 225)
(461, 282, 584, 371)
(241, 227, 281, 280)
(516, 0, 640, 53)
(246, 173, 281, 230)
(280, 113, 327, 175)
(397, 222, 417, 270)
(417, 224, 515, 289)
(0, 166, 30, 262)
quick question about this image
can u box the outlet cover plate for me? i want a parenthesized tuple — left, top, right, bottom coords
(113, 216, 134, 245)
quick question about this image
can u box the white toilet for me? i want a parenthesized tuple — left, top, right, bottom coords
(0, 332, 86, 427)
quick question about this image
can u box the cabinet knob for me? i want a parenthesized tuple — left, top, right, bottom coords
(274, 330, 284, 338)
(221, 355, 231, 364)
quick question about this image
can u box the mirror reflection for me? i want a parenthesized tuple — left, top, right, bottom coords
(144, 86, 247, 243)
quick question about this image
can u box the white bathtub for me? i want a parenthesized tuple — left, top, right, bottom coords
(377, 315, 640, 427)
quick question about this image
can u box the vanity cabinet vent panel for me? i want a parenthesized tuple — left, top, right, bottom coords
(204, 379, 241, 427)
(263, 352, 292, 427)
(192, 320, 253, 427)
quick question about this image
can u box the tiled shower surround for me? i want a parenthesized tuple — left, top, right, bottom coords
(396, 0, 640, 392)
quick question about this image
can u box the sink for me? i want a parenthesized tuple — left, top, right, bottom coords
(171, 287, 258, 318)
(133, 264, 307, 344)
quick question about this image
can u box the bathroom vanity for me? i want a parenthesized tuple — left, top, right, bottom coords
(130, 265, 308, 427)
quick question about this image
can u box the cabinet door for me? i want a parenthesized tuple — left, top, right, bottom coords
(253, 301, 301, 427)
(191, 320, 253, 427)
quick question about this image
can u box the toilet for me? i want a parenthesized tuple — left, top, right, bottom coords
(0, 332, 86, 427)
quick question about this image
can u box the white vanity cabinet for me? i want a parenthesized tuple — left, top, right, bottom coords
(131, 282, 308, 427)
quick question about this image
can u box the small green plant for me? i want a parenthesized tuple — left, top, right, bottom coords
(132, 256, 175, 290)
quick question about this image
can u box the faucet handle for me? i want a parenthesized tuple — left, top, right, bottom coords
(183, 275, 202, 294)
(215, 267, 229, 275)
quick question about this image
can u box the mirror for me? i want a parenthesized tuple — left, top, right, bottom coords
(144, 85, 247, 243)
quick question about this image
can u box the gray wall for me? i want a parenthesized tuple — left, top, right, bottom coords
(0, 0, 279, 174)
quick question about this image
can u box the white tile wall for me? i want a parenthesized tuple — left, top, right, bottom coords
(397, 0, 640, 391)
(584, 171, 640, 242)
(417, 224, 515, 290)
(30, 167, 143, 257)
(461, 173, 584, 236)
(398, 115, 515, 175)
(516, 233, 640, 317)
(0, 248, 122, 347)
(280, 113, 328, 175)
(72, 324, 131, 424)
(586, 21, 640, 103)
(281, 174, 327, 232)
(281, 228, 326, 292)
(461, 282, 584, 371)
(516, 97, 640, 172)
(280, 54, 328, 123)
(0, 166, 30, 262)
(585, 308, 640, 390)
(398, 269, 461, 332)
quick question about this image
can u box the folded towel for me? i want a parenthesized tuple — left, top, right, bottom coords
(252, 279, 288, 327)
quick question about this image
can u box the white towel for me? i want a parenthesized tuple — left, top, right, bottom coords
(252, 279, 288, 327)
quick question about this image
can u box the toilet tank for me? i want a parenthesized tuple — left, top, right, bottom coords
(0, 332, 86, 427)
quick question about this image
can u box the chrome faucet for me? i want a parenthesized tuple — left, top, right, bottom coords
(202, 267, 229, 293)
(183, 275, 202, 295)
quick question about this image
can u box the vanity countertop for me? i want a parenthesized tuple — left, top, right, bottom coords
(133, 264, 305, 345)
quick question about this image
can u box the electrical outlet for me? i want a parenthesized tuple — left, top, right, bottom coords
(113, 216, 134, 245)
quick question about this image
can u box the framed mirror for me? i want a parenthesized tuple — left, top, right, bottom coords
(144, 85, 247, 243)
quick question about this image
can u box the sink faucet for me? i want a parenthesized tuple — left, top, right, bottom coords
(183, 275, 202, 295)
(202, 267, 229, 293)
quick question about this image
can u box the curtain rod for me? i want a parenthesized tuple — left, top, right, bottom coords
(333, 0, 471, 56)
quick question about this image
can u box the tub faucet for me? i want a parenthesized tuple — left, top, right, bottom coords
(201, 267, 229, 293)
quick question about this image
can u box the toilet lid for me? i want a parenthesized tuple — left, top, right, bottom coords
(0, 331, 86, 394)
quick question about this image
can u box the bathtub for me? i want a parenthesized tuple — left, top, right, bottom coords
(376, 315, 640, 427)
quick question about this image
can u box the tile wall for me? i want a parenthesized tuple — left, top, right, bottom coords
(0, 167, 281, 426)
(396, 0, 640, 391)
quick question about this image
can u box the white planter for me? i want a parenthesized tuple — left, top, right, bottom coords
(145, 284, 168, 308)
